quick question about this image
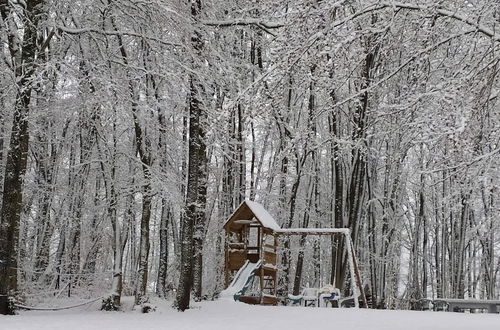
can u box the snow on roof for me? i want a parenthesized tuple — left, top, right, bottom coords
(245, 200, 281, 231)
(224, 200, 281, 231)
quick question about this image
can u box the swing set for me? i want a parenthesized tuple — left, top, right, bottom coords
(222, 200, 367, 307)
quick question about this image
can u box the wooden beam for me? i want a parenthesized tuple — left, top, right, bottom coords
(350, 238, 368, 308)
(276, 228, 350, 236)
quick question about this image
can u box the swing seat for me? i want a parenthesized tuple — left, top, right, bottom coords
(287, 294, 303, 306)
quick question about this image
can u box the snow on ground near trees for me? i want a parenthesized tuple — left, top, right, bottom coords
(1, 297, 498, 330)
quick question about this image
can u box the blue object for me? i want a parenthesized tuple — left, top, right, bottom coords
(323, 292, 337, 300)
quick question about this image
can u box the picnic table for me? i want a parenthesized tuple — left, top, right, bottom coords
(433, 298, 500, 314)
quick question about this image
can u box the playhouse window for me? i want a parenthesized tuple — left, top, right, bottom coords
(248, 226, 259, 248)
(264, 234, 274, 246)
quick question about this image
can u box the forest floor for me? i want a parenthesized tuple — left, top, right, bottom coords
(1, 296, 498, 330)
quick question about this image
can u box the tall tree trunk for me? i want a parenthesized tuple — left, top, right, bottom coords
(97, 117, 128, 309)
(277, 73, 293, 299)
(366, 164, 378, 307)
(420, 174, 428, 299)
(135, 177, 152, 303)
(67, 107, 97, 295)
(107, 7, 154, 304)
(236, 104, 246, 204)
(281, 152, 307, 298)
(337, 40, 376, 294)
(156, 78, 171, 298)
(156, 201, 170, 298)
(177, 75, 208, 308)
(292, 179, 314, 295)
(0, 0, 45, 315)
(0, 96, 4, 206)
(177, 0, 208, 310)
(327, 58, 346, 290)
(292, 69, 316, 295)
(32, 126, 56, 279)
(329, 109, 345, 288)
(434, 184, 442, 298)
(131, 83, 153, 304)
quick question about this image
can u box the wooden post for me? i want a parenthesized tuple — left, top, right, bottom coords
(349, 238, 368, 308)
(344, 233, 359, 308)
(274, 233, 278, 299)
(224, 230, 229, 288)
(259, 227, 264, 304)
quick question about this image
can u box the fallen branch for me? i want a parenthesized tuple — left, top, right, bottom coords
(14, 297, 103, 311)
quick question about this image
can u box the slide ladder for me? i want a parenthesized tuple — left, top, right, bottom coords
(221, 260, 262, 301)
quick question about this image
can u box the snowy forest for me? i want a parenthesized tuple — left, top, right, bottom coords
(0, 0, 499, 317)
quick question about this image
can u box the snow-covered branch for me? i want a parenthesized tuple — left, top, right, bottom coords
(316, 29, 479, 119)
(202, 3, 499, 42)
(201, 18, 284, 29)
(201, 18, 284, 36)
(57, 25, 181, 47)
(385, 2, 500, 42)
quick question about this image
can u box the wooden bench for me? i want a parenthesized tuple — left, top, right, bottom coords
(433, 299, 500, 314)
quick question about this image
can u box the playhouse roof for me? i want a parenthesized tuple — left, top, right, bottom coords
(223, 200, 281, 232)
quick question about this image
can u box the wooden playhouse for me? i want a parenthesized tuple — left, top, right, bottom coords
(223, 200, 279, 305)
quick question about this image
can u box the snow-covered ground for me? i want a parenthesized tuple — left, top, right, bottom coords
(1, 297, 498, 330)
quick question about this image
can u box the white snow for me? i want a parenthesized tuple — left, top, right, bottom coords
(220, 260, 262, 298)
(2, 297, 498, 330)
(244, 200, 281, 231)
